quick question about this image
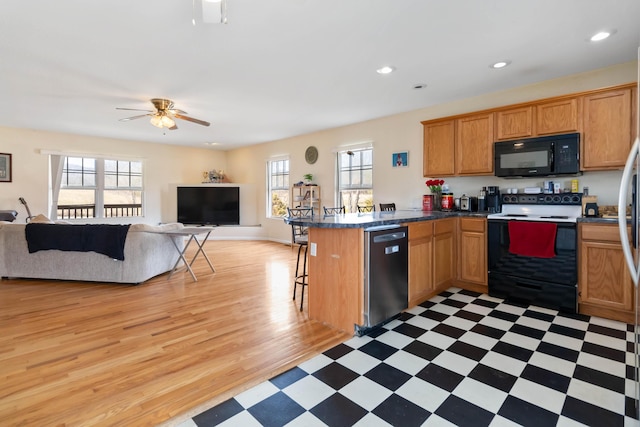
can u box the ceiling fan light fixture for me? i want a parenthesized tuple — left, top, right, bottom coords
(161, 115, 175, 128)
(150, 115, 164, 128)
(150, 114, 176, 128)
(119, 98, 209, 129)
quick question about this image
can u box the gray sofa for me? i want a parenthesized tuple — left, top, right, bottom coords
(0, 222, 185, 284)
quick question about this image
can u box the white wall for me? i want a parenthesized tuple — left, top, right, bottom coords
(0, 127, 228, 225)
(1, 61, 636, 239)
(226, 61, 638, 243)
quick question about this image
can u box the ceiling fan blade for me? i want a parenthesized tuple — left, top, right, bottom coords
(119, 113, 152, 122)
(174, 113, 210, 127)
(168, 123, 178, 130)
(168, 108, 188, 115)
(116, 107, 154, 112)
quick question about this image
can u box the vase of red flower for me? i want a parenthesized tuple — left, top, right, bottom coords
(425, 179, 445, 211)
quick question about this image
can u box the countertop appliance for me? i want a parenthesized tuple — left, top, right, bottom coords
(487, 193, 583, 313)
(460, 195, 478, 212)
(617, 46, 639, 416)
(486, 186, 501, 213)
(361, 224, 408, 333)
(494, 132, 580, 178)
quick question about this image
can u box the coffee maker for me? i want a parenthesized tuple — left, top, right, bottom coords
(486, 186, 501, 213)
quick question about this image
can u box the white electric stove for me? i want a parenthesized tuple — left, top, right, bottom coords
(486, 193, 583, 223)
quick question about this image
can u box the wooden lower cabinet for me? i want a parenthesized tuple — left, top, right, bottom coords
(457, 217, 487, 288)
(434, 218, 456, 288)
(406, 218, 456, 307)
(578, 223, 633, 324)
(407, 221, 434, 307)
(308, 227, 364, 333)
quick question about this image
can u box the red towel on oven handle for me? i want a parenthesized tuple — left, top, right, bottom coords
(508, 221, 557, 258)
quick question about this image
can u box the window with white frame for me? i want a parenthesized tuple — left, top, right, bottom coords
(267, 157, 290, 218)
(55, 156, 143, 219)
(337, 147, 373, 213)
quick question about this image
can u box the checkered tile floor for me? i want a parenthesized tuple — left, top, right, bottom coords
(179, 288, 639, 427)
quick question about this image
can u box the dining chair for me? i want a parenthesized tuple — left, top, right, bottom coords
(357, 205, 375, 213)
(379, 203, 396, 211)
(286, 207, 313, 311)
(323, 206, 345, 215)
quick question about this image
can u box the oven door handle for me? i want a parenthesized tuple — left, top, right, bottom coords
(618, 136, 640, 286)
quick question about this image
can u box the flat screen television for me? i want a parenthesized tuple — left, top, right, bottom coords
(177, 186, 240, 225)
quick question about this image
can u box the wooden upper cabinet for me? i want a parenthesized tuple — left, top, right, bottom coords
(582, 88, 633, 170)
(455, 113, 494, 175)
(423, 120, 455, 176)
(536, 98, 580, 135)
(496, 99, 579, 140)
(495, 106, 534, 140)
(422, 83, 636, 176)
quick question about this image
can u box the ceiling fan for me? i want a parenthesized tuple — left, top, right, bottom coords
(117, 98, 210, 130)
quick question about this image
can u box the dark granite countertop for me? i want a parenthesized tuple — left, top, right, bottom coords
(286, 210, 632, 228)
(577, 216, 631, 224)
(285, 210, 489, 229)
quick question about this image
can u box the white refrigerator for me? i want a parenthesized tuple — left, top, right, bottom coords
(618, 46, 640, 416)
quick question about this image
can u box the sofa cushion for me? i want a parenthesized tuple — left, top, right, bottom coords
(30, 214, 54, 224)
(130, 223, 184, 233)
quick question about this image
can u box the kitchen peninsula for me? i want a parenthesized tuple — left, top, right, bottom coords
(286, 210, 488, 333)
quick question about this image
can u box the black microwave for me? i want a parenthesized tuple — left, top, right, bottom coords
(494, 133, 580, 178)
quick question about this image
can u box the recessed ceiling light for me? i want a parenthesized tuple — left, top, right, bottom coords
(376, 66, 396, 74)
(590, 30, 616, 41)
(204, 142, 220, 146)
(490, 61, 511, 69)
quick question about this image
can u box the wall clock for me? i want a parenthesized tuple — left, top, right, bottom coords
(305, 146, 318, 164)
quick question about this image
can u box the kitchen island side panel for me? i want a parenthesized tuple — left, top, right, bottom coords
(308, 227, 364, 333)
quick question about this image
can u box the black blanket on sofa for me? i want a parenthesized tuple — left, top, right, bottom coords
(25, 224, 131, 261)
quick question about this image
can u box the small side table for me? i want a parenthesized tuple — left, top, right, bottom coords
(159, 227, 216, 281)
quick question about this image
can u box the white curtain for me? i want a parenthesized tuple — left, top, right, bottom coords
(49, 155, 64, 220)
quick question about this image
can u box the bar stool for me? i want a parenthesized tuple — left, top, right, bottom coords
(287, 207, 313, 311)
(323, 206, 345, 215)
(357, 205, 375, 213)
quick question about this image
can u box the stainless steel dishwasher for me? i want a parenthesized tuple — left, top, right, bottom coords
(361, 224, 409, 332)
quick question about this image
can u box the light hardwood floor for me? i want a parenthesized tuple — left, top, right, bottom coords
(0, 240, 349, 427)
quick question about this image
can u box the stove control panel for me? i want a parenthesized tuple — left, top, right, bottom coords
(502, 193, 582, 205)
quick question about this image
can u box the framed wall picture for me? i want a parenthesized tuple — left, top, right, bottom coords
(392, 151, 408, 168)
(0, 153, 11, 182)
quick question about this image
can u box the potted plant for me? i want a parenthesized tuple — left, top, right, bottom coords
(303, 173, 313, 183)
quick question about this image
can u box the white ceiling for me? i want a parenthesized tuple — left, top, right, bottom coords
(0, 1, 638, 150)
